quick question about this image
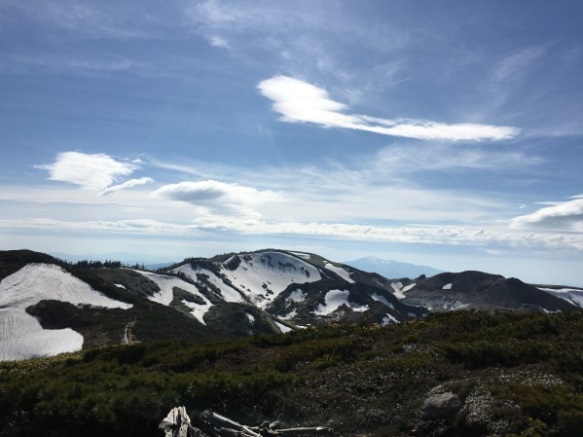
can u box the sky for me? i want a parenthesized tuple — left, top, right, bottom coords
(1, 0, 583, 285)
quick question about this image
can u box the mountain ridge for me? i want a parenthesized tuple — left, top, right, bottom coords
(1, 248, 580, 362)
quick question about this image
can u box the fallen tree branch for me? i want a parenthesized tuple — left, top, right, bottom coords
(160, 407, 336, 437)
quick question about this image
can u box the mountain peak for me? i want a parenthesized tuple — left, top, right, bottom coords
(344, 257, 443, 279)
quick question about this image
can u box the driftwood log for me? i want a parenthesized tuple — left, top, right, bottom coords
(160, 407, 336, 437)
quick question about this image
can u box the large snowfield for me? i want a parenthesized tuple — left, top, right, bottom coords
(219, 252, 322, 308)
(172, 251, 322, 309)
(0, 263, 132, 361)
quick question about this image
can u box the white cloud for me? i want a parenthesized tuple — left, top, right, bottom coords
(0, 218, 197, 235)
(152, 180, 282, 218)
(258, 76, 519, 141)
(187, 216, 583, 252)
(4, 216, 582, 253)
(37, 151, 137, 191)
(510, 196, 583, 231)
(98, 177, 154, 196)
(208, 35, 229, 48)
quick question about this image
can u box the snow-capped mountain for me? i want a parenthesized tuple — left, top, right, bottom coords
(164, 250, 426, 328)
(0, 249, 579, 361)
(344, 256, 443, 279)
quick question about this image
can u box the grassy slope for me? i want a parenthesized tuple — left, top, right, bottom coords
(1, 310, 582, 437)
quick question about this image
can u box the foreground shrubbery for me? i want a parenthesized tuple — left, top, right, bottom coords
(1, 311, 582, 436)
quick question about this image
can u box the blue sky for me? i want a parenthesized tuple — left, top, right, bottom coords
(1, 0, 583, 285)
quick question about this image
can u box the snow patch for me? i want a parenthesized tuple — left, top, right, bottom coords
(115, 283, 126, 289)
(538, 287, 583, 308)
(281, 309, 297, 320)
(275, 321, 293, 333)
(246, 313, 255, 324)
(286, 289, 307, 304)
(382, 313, 400, 325)
(390, 282, 406, 299)
(0, 263, 132, 361)
(403, 283, 416, 292)
(312, 289, 369, 315)
(219, 252, 321, 308)
(371, 293, 394, 309)
(324, 262, 355, 283)
(172, 264, 245, 304)
(134, 270, 212, 324)
(290, 251, 311, 260)
(442, 283, 453, 290)
(424, 300, 470, 311)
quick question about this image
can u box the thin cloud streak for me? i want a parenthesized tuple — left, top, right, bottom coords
(258, 76, 520, 141)
(3, 216, 582, 253)
(98, 177, 154, 196)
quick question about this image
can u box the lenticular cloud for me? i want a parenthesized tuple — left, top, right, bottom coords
(152, 180, 281, 206)
(38, 151, 136, 191)
(258, 76, 519, 141)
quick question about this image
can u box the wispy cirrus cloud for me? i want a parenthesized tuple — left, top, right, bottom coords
(98, 177, 154, 196)
(258, 76, 520, 141)
(510, 195, 583, 231)
(207, 35, 229, 49)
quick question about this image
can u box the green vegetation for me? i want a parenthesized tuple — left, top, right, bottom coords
(1, 311, 583, 436)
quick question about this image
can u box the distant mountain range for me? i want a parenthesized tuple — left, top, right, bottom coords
(344, 256, 443, 278)
(1, 248, 582, 362)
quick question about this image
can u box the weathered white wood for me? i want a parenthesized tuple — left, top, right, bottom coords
(200, 411, 262, 437)
(160, 406, 199, 437)
(161, 407, 336, 437)
(274, 427, 336, 436)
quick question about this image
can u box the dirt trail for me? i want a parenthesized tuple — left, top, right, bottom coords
(122, 320, 136, 344)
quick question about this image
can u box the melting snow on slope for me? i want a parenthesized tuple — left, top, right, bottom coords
(134, 270, 212, 324)
(390, 282, 406, 299)
(290, 251, 311, 260)
(371, 292, 394, 309)
(286, 289, 307, 304)
(538, 287, 583, 308)
(312, 289, 369, 315)
(220, 252, 321, 308)
(391, 282, 416, 299)
(275, 321, 293, 333)
(173, 264, 245, 303)
(0, 263, 132, 361)
(281, 309, 297, 320)
(324, 262, 355, 283)
(442, 283, 453, 290)
(382, 313, 400, 325)
(246, 313, 255, 324)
